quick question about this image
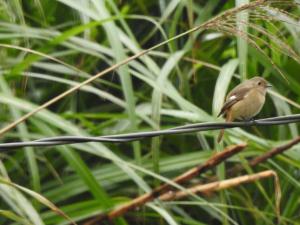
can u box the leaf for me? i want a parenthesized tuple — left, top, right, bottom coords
(0, 210, 31, 225)
(212, 59, 239, 116)
(0, 177, 76, 225)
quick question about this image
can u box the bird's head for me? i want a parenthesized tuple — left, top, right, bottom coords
(249, 76, 272, 94)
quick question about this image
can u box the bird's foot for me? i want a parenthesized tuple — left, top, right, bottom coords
(241, 117, 256, 124)
(248, 118, 257, 124)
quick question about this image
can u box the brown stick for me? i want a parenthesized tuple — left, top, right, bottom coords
(159, 170, 281, 222)
(160, 170, 277, 200)
(84, 135, 299, 225)
(84, 143, 246, 225)
(226, 136, 300, 178)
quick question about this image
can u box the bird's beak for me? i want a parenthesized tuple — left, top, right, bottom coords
(266, 83, 272, 88)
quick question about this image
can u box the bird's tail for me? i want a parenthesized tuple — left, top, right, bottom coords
(217, 110, 232, 143)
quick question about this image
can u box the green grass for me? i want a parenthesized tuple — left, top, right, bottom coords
(0, 0, 300, 224)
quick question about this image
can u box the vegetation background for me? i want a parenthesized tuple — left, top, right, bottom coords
(0, 0, 300, 224)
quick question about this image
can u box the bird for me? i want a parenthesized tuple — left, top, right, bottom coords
(217, 76, 272, 143)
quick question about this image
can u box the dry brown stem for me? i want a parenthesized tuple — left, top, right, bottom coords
(160, 170, 281, 223)
(225, 136, 300, 178)
(82, 128, 300, 225)
(84, 143, 246, 224)
(161, 169, 277, 198)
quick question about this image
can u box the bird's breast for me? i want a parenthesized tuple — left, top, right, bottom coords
(231, 89, 266, 120)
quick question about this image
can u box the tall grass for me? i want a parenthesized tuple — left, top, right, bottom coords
(0, 0, 300, 224)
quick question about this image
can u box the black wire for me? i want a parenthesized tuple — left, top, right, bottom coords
(1, 114, 300, 151)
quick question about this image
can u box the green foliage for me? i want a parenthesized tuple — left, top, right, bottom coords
(0, 0, 300, 224)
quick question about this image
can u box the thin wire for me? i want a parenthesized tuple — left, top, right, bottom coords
(1, 114, 300, 151)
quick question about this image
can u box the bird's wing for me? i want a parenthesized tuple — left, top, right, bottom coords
(217, 86, 251, 117)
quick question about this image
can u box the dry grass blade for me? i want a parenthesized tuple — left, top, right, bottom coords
(224, 16, 300, 64)
(214, 22, 288, 81)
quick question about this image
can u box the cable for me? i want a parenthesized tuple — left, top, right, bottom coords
(1, 114, 300, 151)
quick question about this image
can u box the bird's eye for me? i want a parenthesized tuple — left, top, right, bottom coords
(258, 81, 262, 86)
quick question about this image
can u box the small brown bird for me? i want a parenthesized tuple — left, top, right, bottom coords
(217, 76, 272, 143)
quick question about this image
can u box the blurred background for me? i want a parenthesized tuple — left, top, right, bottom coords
(0, 0, 300, 224)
